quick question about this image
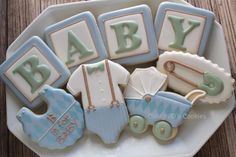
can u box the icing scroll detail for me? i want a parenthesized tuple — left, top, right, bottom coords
(168, 15, 200, 51)
(13, 55, 51, 93)
(66, 30, 94, 65)
(198, 72, 224, 96)
(110, 20, 142, 53)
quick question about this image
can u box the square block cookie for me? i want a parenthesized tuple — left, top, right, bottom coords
(45, 11, 107, 71)
(98, 5, 158, 65)
(155, 2, 215, 55)
(0, 36, 70, 109)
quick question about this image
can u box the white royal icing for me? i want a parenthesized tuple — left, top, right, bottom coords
(67, 60, 130, 109)
(5, 47, 60, 101)
(124, 67, 167, 99)
(157, 51, 235, 104)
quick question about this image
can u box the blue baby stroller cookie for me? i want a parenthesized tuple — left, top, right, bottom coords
(124, 67, 205, 141)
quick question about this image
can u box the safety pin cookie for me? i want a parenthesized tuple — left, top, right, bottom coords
(124, 67, 206, 141)
(16, 85, 85, 149)
(157, 51, 235, 104)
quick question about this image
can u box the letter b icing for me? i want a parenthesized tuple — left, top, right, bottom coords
(110, 20, 142, 54)
(13, 55, 51, 93)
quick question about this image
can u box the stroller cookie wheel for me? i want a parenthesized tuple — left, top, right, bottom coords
(129, 115, 148, 134)
(152, 121, 178, 141)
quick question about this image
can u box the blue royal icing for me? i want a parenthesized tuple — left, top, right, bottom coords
(85, 104, 129, 144)
(0, 36, 70, 109)
(126, 91, 191, 128)
(98, 5, 159, 65)
(16, 85, 85, 149)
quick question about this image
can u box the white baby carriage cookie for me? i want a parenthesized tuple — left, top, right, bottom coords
(67, 59, 130, 144)
(124, 67, 168, 99)
(16, 85, 85, 149)
(157, 51, 235, 104)
(124, 67, 206, 141)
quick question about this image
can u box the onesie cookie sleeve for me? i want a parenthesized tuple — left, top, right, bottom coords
(108, 60, 130, 85)
(67, 66, 84, 96)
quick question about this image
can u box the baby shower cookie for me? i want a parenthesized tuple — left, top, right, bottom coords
(67, 59, 130, 144)
(124, 68, 206, 141)
(157, 51, 235, 104)
(124, 67, 168, 99)
(16, 85, 85, 149)
(155, 2, 215, 55)
(98, 5, 158, 65)
(0, 36, 70, 109)
(45, 11, 107, 71)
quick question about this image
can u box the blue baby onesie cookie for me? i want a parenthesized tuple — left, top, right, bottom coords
(67, 60, 130, 144)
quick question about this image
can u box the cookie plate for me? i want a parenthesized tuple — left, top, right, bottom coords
(6, 0, 235, 157)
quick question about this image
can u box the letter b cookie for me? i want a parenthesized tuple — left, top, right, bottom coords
(0, 36, 70, 108)
(98, 5, 158, 65)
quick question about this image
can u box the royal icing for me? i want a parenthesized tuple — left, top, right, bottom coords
(16, 85, 85, 149)
(67, 60, 130, 144)
(124, 68, 206, 141)
(157, 51, 235, 104)
(45, 11, 107, 71)
(155, 2, 215, 55)
(98, 5, 158, 65)
(0, 36, 70, 109)
(124, 67, 167, 99)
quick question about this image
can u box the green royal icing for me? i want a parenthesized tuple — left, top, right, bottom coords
(129, 115, 147, 134)
(110, 20, 142, 54)
(66, 30, 94, 66)
(198, 72, 224, 96)
(13, 55, 51, 93)
(168, 15, 200, 51)
(153, 121, 172, 141)
(86, 62, 105, 75)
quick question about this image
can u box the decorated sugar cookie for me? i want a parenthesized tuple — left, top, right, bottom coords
(98, 5, 158, 65)
(67, 60, 130, 144)
(124, 68, 206, 141)
(157, 51, 235, 104)
(155, 2, 215, 55)
(45, 11, 107, 71)
(124, 67, 168, 99)
(0, 36, 70, 109)
(16, 85, 85, 149)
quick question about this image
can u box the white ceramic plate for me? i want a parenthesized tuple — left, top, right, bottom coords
(6, 0, 235, 157)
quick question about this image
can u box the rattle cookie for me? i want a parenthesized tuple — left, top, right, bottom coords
(16, 85, 85, 149)
(67, 60, 130, 144)
(157, 51, 235, 104)
(45, 11, 107, 71)
(124, 68, 206, 141)
(98, 5, 158, 65)
(155, 2, 215, 55)
(0, 36, 70, 109)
